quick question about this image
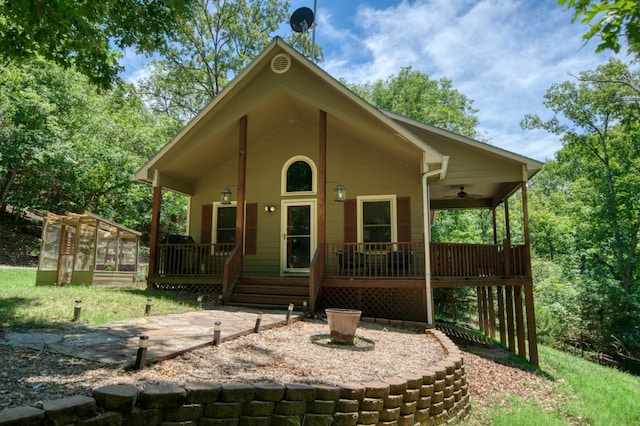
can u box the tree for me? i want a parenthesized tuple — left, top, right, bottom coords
(523, 58, 640, 294)
(559, 0, 640, 54)
(523, 58, 640, 357)
(347, 66, 481, 139)
(0, 0, 192, 88)
(527, 161, 575, 261)
(138, 0, 295, 121)
(0, 59, 185, 243)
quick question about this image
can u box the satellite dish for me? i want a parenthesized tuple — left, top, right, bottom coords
(290, 7, 314, 33)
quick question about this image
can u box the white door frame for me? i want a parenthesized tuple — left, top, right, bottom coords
(280, 199, 317, 275)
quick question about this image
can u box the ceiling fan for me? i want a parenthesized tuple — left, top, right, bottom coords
(443, 186, 481, 200)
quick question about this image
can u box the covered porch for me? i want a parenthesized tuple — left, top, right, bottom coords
(146, 236, 538, 365)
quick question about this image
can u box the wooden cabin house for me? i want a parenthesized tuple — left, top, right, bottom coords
(135, 38, 543, 364)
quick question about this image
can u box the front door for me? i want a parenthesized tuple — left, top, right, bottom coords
(281, 200, 316, 274)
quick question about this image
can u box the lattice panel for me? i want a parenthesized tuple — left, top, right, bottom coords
(318, 287, 425, 322)
(152, 282, 222, 296)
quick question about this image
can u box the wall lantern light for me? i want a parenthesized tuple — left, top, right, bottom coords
(335, 183, 346, 202)
(264, 205, 276, 212)
(220, 187, 232, 204)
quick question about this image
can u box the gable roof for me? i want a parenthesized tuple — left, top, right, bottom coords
(134, 37, 543, 209)
(134, 37, 447, 194)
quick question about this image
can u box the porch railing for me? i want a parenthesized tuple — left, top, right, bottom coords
(153, 241, 529, 281)
(154, 243, 236, 276)
(324, 241, 529, 279)
(325, 242, 425, 278)
(309, 244, 324, 312)
(222, 244, 242, 302)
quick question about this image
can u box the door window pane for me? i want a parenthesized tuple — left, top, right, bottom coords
(286, 205, 311, 267)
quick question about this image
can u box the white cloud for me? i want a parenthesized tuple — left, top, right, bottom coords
(317, 0, 624, 160)
(119, 47, 153, 84)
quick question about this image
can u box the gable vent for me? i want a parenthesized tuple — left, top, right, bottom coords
(271, 53, 291, 74)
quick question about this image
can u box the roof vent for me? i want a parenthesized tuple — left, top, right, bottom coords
(271, 53, 291, 74)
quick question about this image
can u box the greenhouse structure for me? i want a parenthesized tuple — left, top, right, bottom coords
(36, 211, 141, 286)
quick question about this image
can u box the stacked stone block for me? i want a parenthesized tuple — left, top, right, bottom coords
(0, 329, 470, 426)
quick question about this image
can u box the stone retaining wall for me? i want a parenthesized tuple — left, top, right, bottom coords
(0, 330, 469, 426)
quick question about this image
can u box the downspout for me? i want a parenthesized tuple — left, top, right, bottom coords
(422, 157, 448, 326)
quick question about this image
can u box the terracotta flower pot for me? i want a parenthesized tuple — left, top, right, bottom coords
(325, 308, 362, 345)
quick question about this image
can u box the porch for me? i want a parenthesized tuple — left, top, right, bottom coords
(149, 240, 532, 324)
(148, 240, 530, 286)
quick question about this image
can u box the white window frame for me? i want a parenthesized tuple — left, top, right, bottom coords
(212, 201, 237, 244)
(357, 195, 397, 243)
(281, 155, 317, 197)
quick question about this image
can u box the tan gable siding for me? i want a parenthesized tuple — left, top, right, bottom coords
(187, 105, 426, 274)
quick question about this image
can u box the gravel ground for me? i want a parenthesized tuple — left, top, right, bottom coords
(0, 320, 556, 423)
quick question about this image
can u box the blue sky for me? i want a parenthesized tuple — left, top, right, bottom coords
(122, 0, 625, 162)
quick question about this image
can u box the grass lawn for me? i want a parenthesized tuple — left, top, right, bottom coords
(462, 341, 640, 425)
(0, 267, 201, 329)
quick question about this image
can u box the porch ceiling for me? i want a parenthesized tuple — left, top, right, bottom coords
(388, 115, 543, 210)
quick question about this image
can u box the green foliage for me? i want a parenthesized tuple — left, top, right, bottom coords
(138, 0, 291, 121)
(0, 59, 186, 244)
(431, 210, 494, 244)
(346, 66, 481, 139)
(0, 0, 192, 88)
(524, 58, 640, 362)
(559, 0, 640, 55)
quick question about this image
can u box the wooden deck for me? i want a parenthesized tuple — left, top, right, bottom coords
(147, 240, 537, 366)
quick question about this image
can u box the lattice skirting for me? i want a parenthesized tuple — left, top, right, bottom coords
(318, 287, 426, 322)
(151, 282, 223, 296)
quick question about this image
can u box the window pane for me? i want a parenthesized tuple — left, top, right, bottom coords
(75, 223, 95, 271)
(216, 207, 236, 244)
(363, 201, 391, 243)
(39, 223, 60, 271)
(117, 234, 137, 272)
(217, 207, 236, 228)
(364, 226, 391, 242)
(286, 161, 312, 192)
(363, 201, 391, 225)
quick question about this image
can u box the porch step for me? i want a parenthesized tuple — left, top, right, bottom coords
(228, 277, 309, 310)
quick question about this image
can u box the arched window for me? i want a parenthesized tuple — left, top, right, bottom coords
(282, 156, 317, 195)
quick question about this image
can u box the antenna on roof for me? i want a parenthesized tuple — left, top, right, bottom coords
(289, 6, 315, 33)
(289, 3, 318, 62)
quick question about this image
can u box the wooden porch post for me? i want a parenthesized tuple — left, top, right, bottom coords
(521, 179, 539, 366)
(477, 287, 485, 333)
(147, 181, 162, 288)
(481, 286, 490, 334)
(236, 116, 247, 270)
(493, 206, 506, 345)
(505, 285, 516, 352)
(318, 112, 326, 257)
(496, 285, 506, 346)
(503, 198, 516, 352)
(488, 286, 496, 339)
(514, 285, 527, 358)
